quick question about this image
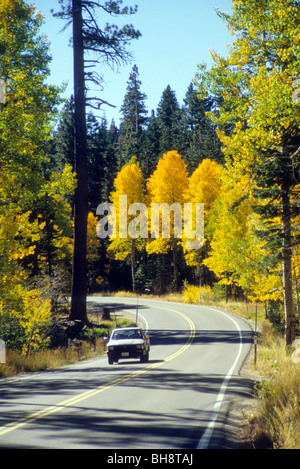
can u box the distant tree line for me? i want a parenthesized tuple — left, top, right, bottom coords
(49, 65, 224, 293)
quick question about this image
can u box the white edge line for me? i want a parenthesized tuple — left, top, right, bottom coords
(197, 308, 244, 449)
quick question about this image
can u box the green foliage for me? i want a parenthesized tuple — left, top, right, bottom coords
(0, 311, 26, 351)
(0, 0, 75, 351)
(119, 65, 148, 164)
(156, 85, 186, 155)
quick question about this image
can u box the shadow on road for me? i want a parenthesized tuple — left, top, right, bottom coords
(149, 328, 253, 346)
(0, 306, 255, 449)
(0, 365, 253, 449)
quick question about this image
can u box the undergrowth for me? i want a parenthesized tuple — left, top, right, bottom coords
(0, 314, 134, 379)
(243, 320, 300, 449)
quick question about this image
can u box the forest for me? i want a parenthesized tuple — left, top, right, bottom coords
(1, 0, 300, 354)
(52, 70, 224, 296)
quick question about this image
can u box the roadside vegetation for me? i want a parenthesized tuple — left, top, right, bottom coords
(241, 321, 300, 449)
(0, 302, 135, 379)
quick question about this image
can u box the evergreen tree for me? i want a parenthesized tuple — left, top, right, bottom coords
(184, 83, 223, 172)
(140, 110, 160, 177)
(156, 85, 187, 155)
(87, 113, 118, 207)
(119, 65, 148, 164)
(51, 97, 75, 172)
(108, 119, 119, 146)
(53, 0, 141, 322)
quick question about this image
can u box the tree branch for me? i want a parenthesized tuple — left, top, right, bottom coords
(85, 96, 116, 109)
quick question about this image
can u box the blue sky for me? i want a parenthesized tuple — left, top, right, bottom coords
(33, 0, 233, 125)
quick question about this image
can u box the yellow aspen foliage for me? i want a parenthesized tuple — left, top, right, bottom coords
(108, 157, 145, 290)
(203, 173, 282, 302)
(87, 212, 100, 264)
(184, 159, 224, 267)
(0, 208, 40, 307)
(183, 284, 214, 304)
(185, 159, 225, 217)
(146, 150, 189, 255)
(0, 0, 74, 348)
(146, 150, 189, 289)
(197, 1, 300, 342)
(108, 156, 145, 259)
(13, 289, 52, 356)
(147, 151, 188, 206)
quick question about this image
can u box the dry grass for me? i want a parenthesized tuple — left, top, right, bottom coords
(103, 290, 265, 324)
(110, 290, 185, 304)
(0, 340, 107, 379)
(241, 320, 300, 449)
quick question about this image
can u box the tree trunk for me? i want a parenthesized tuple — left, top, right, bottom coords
(69, 0, 88, 322)
(172, 239, 179, 291)
(281, 183, 295, 346)
(131, 238, 136, 292)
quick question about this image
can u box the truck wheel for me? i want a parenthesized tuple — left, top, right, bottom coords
(108, 356, 114, 365)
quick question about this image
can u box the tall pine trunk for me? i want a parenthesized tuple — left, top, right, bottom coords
(69, 0, 88, 322)
(281, 183, 295, 346)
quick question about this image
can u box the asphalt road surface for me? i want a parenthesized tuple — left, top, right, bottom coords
(0, 297, 253, 449)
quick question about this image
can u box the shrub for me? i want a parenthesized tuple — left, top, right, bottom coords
(183, 283, 214, 304)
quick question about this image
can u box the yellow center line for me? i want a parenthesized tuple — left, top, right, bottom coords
(0, 306, 196, 437)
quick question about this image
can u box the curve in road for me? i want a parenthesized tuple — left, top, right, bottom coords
(0, 297, 253, 449)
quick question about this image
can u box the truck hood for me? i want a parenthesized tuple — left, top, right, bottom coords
(107, 339, 144, 347)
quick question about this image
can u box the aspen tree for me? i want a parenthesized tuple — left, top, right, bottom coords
(108, 157, 145, 291)
(197, 0, 300, 345)
(146, 151, 189, 290)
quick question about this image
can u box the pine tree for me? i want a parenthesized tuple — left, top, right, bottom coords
(140, 110, 160, 177)
(53, 0, 141, 321)
(51, 97, 75, 172)
(119, 65, 148, 164)
(184, 83, 223, 172)
(86, 113, 118, 207)
(156, 85, 186, 155)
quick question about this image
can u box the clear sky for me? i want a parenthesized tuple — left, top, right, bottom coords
(33, 0, 233, 125)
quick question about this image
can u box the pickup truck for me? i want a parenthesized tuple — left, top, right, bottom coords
(106, 327, 150, 365)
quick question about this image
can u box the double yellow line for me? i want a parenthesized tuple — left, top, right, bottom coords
(0, 306, 196, 438)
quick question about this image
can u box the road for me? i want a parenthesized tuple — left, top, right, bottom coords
(0, 297, 253, 449)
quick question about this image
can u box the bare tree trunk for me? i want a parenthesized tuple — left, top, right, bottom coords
(69, 0, 88, 322)
(172, 239, 179, 291)
(281, 183, 295, 346)
(131, 239, 136, 292)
